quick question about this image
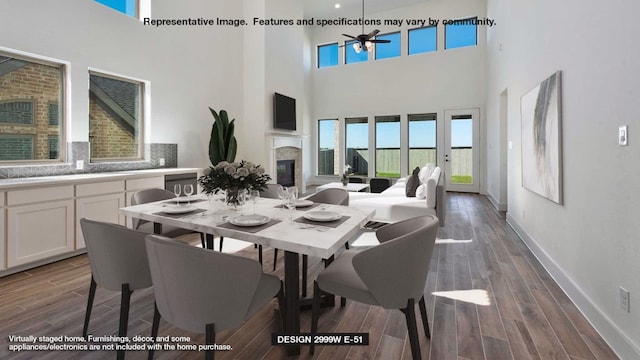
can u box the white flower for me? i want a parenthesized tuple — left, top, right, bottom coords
(224, 165, 236, 175)
(237, 168, 250, 177)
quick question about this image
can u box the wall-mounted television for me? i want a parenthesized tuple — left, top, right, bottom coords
(273, 92, 296, 131)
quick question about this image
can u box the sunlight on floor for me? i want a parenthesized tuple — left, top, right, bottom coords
(435, 238, 473, 244)
(432, 289, 491, 306)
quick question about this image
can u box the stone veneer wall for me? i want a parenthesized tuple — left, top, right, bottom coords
(0, 142, 177, 179)
(275, 146, 302, 192)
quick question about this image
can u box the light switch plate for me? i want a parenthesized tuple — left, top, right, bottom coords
(76, 160, 84, 170)
(619, 126, 628, 146)
(159, 158, 165, 166)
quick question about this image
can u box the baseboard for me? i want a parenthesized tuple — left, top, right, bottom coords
(486, 193, 507, 211)
(506, 213, 640, 360)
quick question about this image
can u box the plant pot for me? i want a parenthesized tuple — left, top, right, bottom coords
(341, 177, 349, 186)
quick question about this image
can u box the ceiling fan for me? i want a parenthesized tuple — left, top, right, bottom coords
(342, 0, 390, 53)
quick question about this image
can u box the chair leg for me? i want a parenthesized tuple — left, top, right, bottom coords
(199, 232, 206, 248)
(402, 299, 422, 360)
(219, 236, 224, 252)
(258, 245, 263, 265)
(82, 276, 97, 338)
(302, 255, 308, 298)
(418, 296, 430, 339)
(117, 283, 132, 360)
(205, 323, 216, 360)
(148, 303, 161, 360)
(273, 249, 278, 271)
(310, 281, 322, 355)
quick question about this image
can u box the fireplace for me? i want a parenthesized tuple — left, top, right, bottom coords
(277, 159, 295, 187)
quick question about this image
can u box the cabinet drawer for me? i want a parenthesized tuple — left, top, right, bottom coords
(126, 177, 164, 191)
(7, 186, 74, 206)
(76, 180, 125, 197)
(7, 200, 74, 267)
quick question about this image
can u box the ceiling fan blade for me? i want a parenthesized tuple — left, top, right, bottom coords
(366, 29, 380, 39)
(370, 39, 391, 43)
(342, 33, 359, 40)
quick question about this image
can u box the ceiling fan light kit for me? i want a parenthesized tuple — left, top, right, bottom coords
(342, 0, 391, 52)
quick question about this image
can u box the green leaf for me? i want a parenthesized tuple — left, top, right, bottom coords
(226, 137, 237, 162)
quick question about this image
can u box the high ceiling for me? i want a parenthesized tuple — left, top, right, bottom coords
(302, 0, 427, 19)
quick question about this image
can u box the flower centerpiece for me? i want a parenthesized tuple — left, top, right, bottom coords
(198, 160, 271, 208)
(341, 164, 353, 186)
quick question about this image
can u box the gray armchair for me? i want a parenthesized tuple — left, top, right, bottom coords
(310, 215, 439, 359)
(145, 234, 283, 360)
(80, 218, 153, 360)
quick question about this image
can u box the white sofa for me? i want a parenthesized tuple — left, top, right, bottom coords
(349, 166, 446, 225)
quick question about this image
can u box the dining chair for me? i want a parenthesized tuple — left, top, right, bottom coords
(310, 215, 439, 360)
(145, 234, 283, 360)
(369, 177, 392, 193)
(131, 188, 207, 248)
(348, 177, 365, 183)
(80, 218, 153, 360)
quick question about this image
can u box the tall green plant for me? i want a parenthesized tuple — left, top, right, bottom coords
(208, 108, 237, 165)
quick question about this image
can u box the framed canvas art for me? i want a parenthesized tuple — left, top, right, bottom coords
(520, 71, 562, 204)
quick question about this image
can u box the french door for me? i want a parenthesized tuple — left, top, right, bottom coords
(444, 108, 480, 193)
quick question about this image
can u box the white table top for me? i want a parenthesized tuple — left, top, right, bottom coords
(119, 195, 374, 259)
(316, 182, 370, 192)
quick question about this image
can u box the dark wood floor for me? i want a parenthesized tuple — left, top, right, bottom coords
(0, 193, 619, 359)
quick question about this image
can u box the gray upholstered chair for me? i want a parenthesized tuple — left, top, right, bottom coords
(80, 218, 152, 360)
(259, 183, 282, 199)
(310, 215, 439, 360)
(145, 234, 283, 360)
(369, 177, 392, 193)
(131, 188, 206, 247)
(348, 176, 365, 183)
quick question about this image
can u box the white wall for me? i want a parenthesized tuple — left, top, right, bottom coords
(310, 0, 487, 182)
(485, 0, 640, 358)
(0, 0, 244, 168)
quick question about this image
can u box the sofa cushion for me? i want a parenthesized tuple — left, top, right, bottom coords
(416, 184, 427, 199)
(405, 167, 421, 197)
(425, 167, 441, 208)
(418, 163, 435, 184)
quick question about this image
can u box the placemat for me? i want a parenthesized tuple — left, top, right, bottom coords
(294, 215, 351, 228)
(273, 202, 322, 211)
(153, 208, 207, 218)
(218, 218, 282, 233)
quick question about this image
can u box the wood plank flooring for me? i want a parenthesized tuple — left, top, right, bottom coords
(0, 193, 619, 359)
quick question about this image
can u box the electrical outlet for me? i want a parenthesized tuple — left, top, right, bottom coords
(159, 158, 165, 166)
(76, 160, 84, 170)
(619, 125, 628, 146)
(620, 287, 630, 313)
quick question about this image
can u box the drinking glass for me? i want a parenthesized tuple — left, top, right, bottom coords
(249, 190, 260, 215)
(183, 184, 194, 205)
(284, 187, 297, 223)
(277, 185, 288, 208)
(237, 189, 247, 214)
(173, 184, 182, 202)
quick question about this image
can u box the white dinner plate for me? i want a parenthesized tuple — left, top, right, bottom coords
(230, 214, 271, 227)
(295, 199, 314, 208)
(171, 196, 192, 203)
(162, 205, 198, 214)
(303, 210, 342, 222)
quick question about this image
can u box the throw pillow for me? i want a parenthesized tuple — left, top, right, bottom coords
(416, 184, 427, 199)
(418, 163, 435, 184)
(405, 167, 421, 197)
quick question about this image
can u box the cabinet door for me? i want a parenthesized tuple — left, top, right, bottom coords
(76, 193, 126, 249)
(7, 200, 74, 267)
(1, 192, 5, 270)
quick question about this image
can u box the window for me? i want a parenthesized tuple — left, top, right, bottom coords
(89, 72, 144, 161)
(95, 0, 137, 18)
(445, 17, 478, 49)
(345, 117, 369, 176)
(408, 26, 437, 55)
(375, 32, 401, 60)
(375, 115, 400, 177)
(318, 43, 339, 68)
(409, 113, 437, 170)
(318, 119, 339, 175)
(48, 103, 59, 126)
(0, 52, 64, 162)
(48, 135, 59, 159)
(345, 41, 369, 64)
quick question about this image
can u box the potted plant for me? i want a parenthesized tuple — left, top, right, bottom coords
(208, 108, 237, 166)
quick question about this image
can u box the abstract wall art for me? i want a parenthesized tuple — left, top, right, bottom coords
(520, 71, 563, 204)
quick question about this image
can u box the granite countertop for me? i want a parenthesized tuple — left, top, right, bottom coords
(0, 168, 201, 190)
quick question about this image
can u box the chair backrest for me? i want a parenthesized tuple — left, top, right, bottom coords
(352, 215, 439, 309)
(131, 188, 176, 229)
(145, 234, 264, 333)
(80, 218, 152, 291)
(348, 177, 365, 183)
(260, 184, 282, 199)
(369, 177, 391, 193)
(306, 188, 349, 206)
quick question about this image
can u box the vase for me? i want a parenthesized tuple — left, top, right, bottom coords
(341, 177, 348, 186)
(225, 188, 246, 210)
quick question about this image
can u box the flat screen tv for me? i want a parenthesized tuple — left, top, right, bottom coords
(273, 92, 296, 131)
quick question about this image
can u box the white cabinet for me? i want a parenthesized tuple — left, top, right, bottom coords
(1, 192, 6, 270)
(6, 186, 75, 267)
(75, 180, 126, 249)
(124, 176, 164, 228)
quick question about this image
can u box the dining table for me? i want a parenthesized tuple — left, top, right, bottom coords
(119, 194, 374, 355)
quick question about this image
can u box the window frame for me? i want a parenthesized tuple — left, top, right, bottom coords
(344, 40, 369, 65)
(444, 17, 478, 50)
(88, 69, 147, 163)
(408, 113, 438, 171)
(374, 115, 401, 178)
(317, 42, 339, 69)
(408, 25, 438, 55)
(344, 116, 369, 176)
(94, 0, 139, 19)
(0, 47, 68, 164)
(374, 31, 401, 61)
